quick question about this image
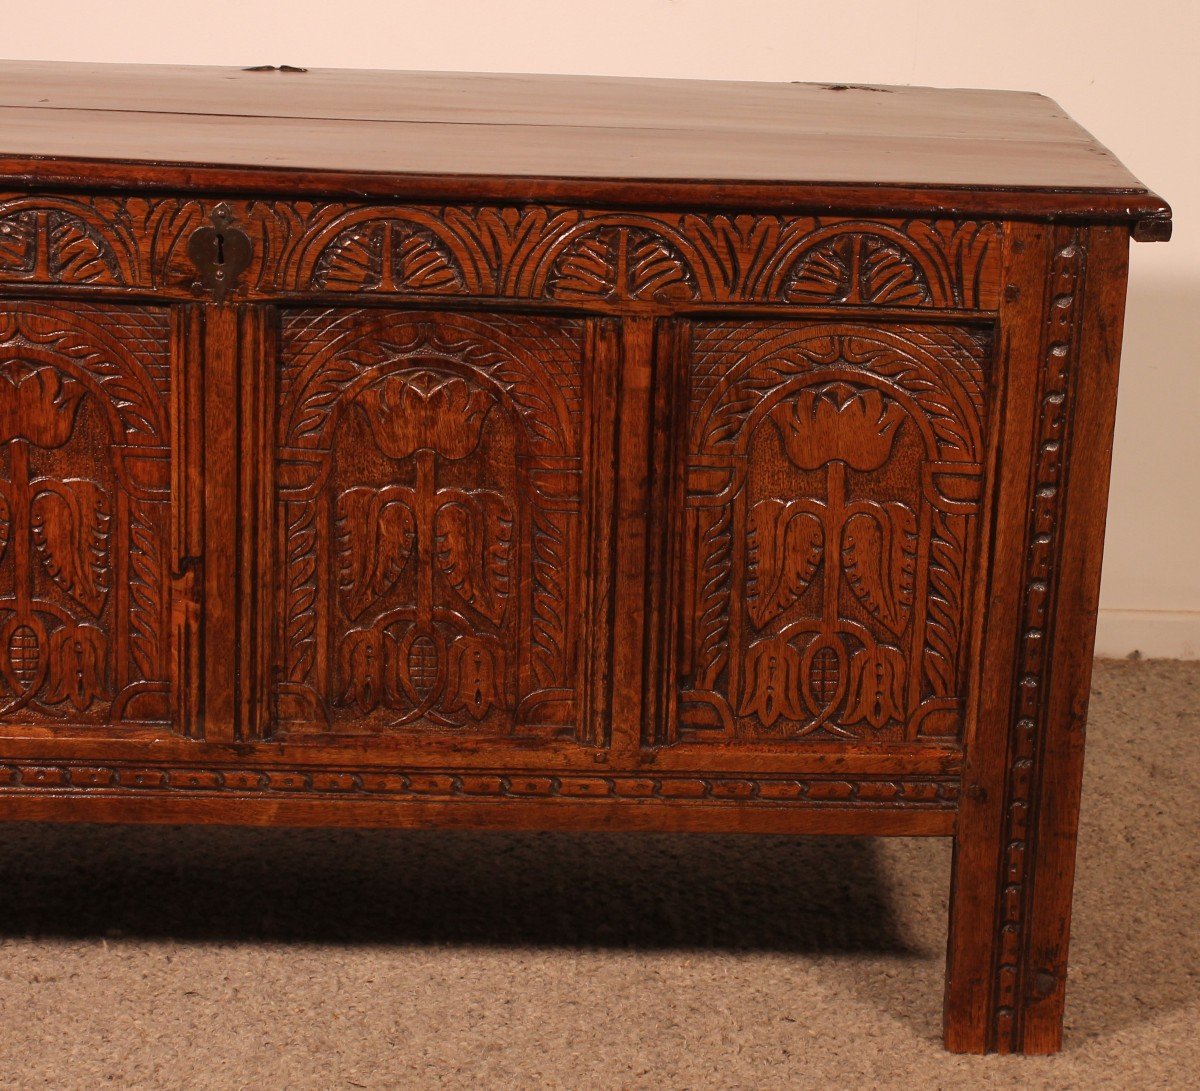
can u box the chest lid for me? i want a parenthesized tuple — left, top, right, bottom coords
(0, 60, 1170, 238)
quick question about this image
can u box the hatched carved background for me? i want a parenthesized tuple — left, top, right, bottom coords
(274, 308, 592, 739)
(672, 321, 990, 744)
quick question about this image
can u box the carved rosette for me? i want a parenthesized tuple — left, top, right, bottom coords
(275, 309, 587, 738)
(676, 323, 988, 743)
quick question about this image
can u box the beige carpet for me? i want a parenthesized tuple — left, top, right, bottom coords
(0, 658, 1195, 1089)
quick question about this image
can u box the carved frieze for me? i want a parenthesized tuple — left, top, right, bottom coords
(0, 194, 1002, 310)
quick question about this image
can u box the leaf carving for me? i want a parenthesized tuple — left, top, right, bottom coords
(784, 234, 929, 305)
(0, 213, 31, 272)
(314, 221, 463, 294)
(547, 227, 696, 301)
(548, 228, 619, 298)
(0, 486, 10, 567)
(434, 489, 513, 625)
(49, 212, 122, 285)
(841, 503, 918, 635)
(746, 499, 824, 628)
(627, 230, 697, 301)
(30, 479, 111, 616)
(391, 228, 463, 293)
(335, 485, 416, 620)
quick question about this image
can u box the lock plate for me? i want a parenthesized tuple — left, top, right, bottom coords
(187, 203, 252, 303)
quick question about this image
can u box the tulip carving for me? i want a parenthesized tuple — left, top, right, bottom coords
(738, 632, 805, 727)
(359, 370, 492, 462)
(771, 384, 904, 472)
(443, 634, 505, 720)
(42, 623, 108, 711)
(337, 369, 512, 724)
(338, 626, 391, 713)
(0, 360, 112, 713)
(843, 642, 907, 729)
(0, 365, 86, 449)
(740, 381, 917, 736)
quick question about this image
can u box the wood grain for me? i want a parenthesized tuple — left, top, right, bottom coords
(0, 63, 1156, 192)
(0, 62, 1171, 233)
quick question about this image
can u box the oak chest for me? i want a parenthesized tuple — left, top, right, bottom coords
(0, 61, 1170, 1053)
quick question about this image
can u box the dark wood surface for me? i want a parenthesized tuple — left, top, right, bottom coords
(0, 60, 1169, 1055)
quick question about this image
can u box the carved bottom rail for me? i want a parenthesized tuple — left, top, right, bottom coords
(0, 761, 960, 807)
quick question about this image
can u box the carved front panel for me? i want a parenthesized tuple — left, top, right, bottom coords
(274, 309, 595, 740)
(0, 301, 177, 728)
(672, 321, 991, 744)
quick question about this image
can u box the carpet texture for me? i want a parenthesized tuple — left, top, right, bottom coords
(0, 658, 1196, 1089)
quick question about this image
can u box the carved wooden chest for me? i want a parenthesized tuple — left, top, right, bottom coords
(0, 61, 1169, 1052)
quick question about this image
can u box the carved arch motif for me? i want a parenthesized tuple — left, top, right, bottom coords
(0, 200, 137, 286)
(0, 303, 172, 726)
(276, 309, 589, 739)
(0, 194, 1002, 309)
(294, 208, 474, 294)
(676, 322, 988, 743)
(538, 221, 700, 302)
(781, 229, 932, 305)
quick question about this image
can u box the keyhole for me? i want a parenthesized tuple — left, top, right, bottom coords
(212, 231, 228, 282)
(187, 208, 250, 301)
